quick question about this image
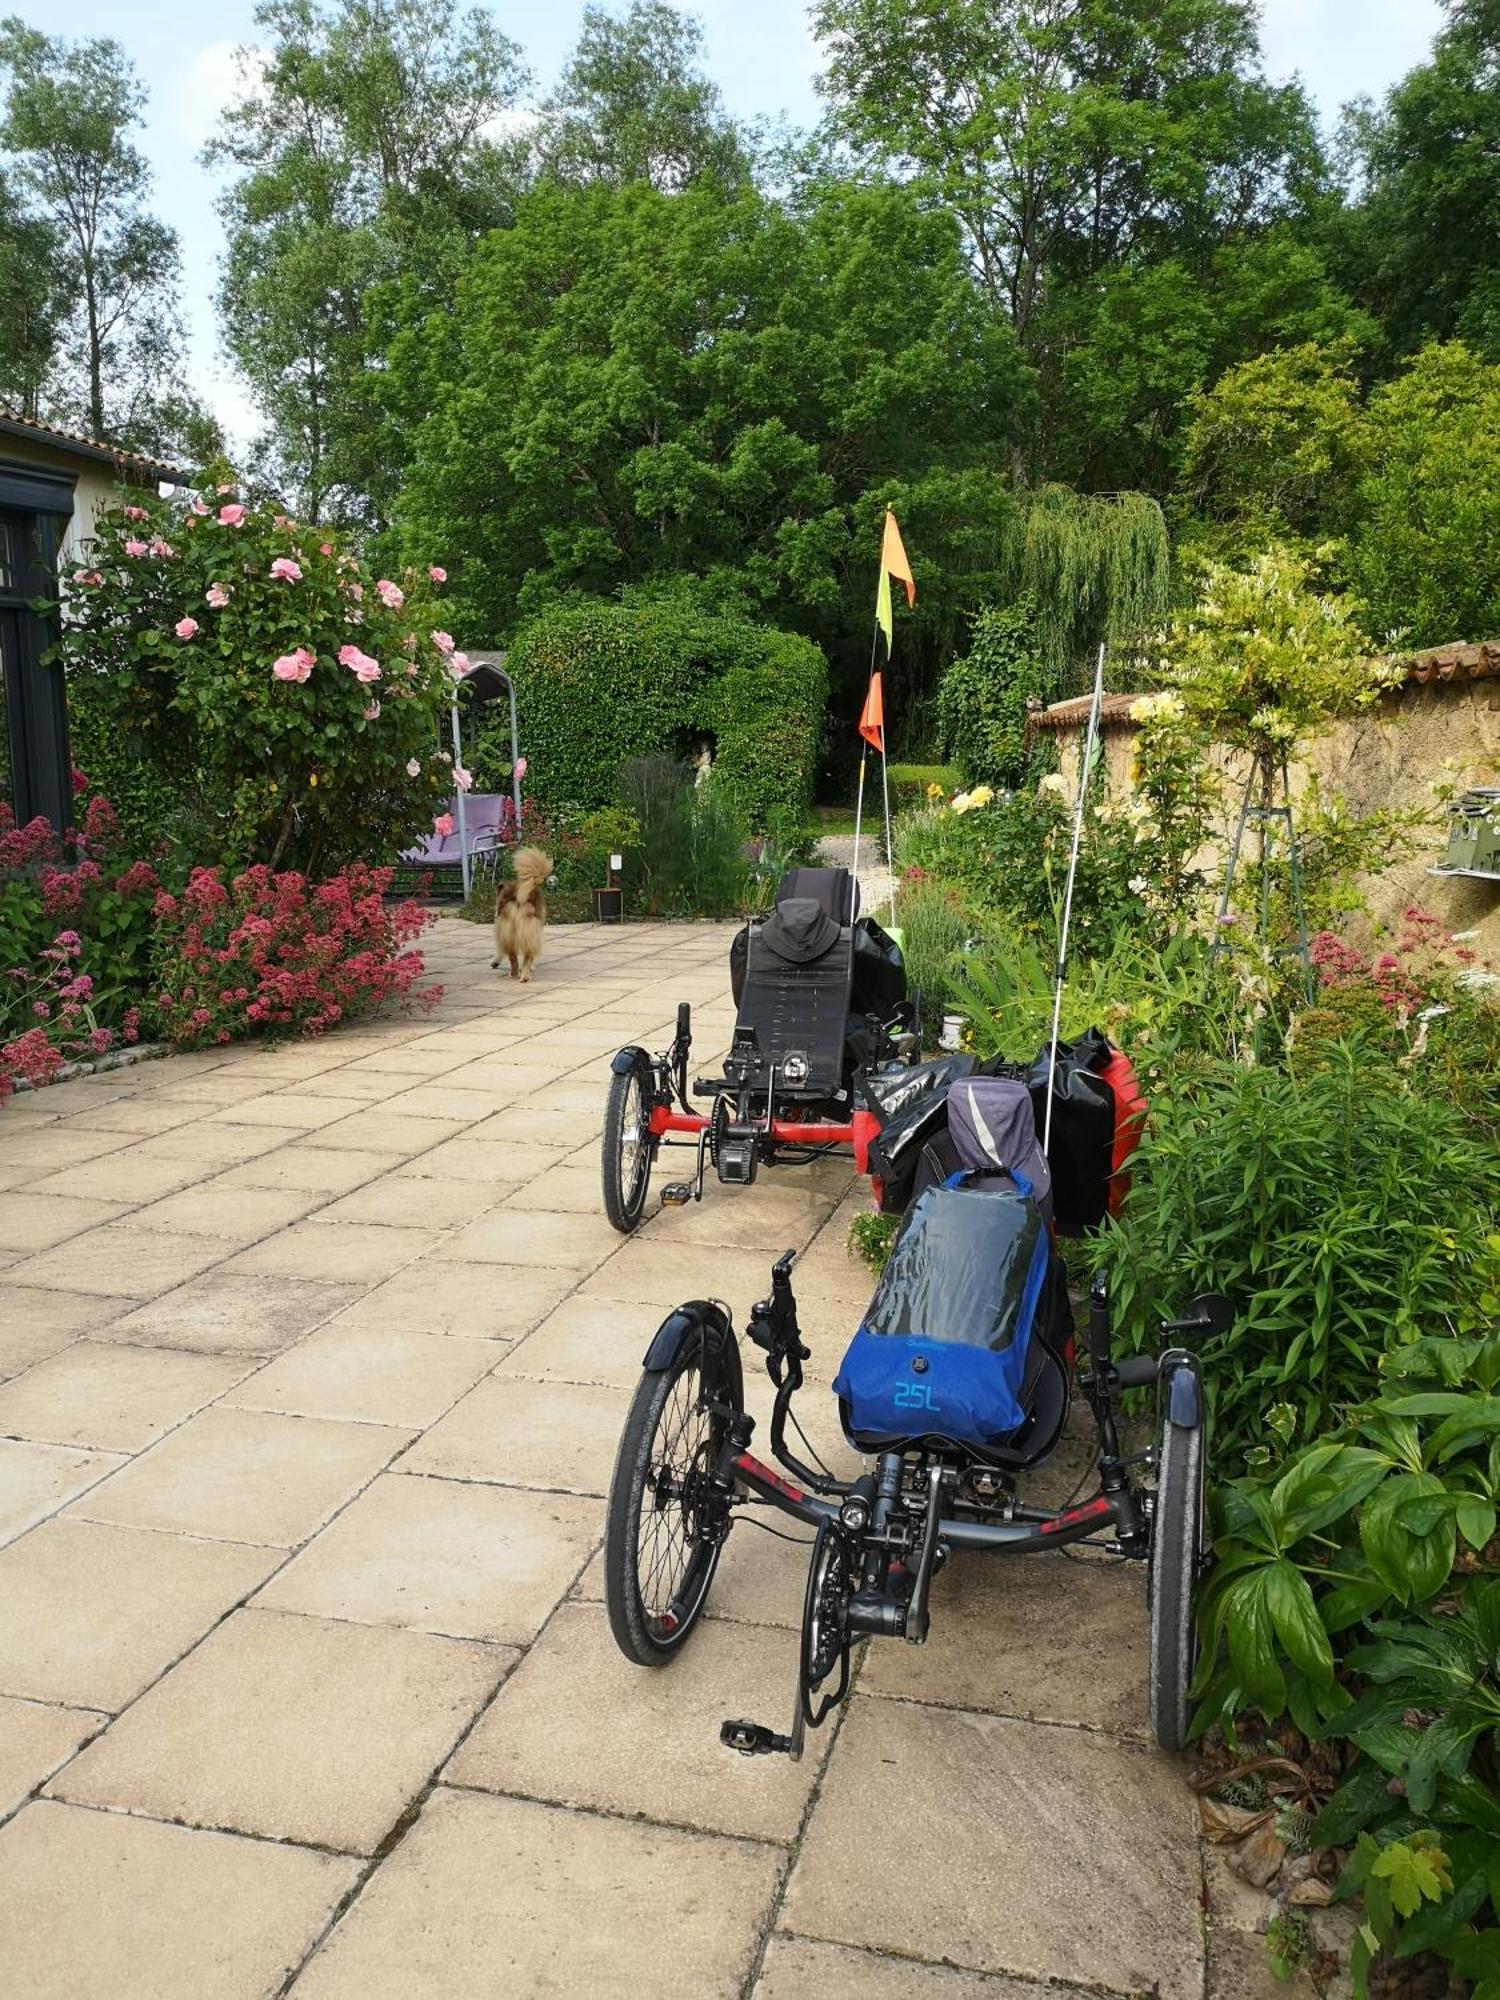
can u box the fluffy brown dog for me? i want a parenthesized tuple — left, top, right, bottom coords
(492, 847, 552, 982)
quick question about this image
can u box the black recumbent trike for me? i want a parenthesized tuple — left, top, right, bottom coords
(602, 1069, 1229, 1757)
(600, 866, 917, 1231)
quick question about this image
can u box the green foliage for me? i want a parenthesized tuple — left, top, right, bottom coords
(51, 489, 455, 874)
(1000, 489, 1172, 695)
(534, 0, 748, 191)
(887, 764, 961, 813)
(1162, 545, 1392, 764)
(935, 605, 1053, 789)
(1180, 339, 1370, 553)
(891, 874, 973, 1026)
(1347, 343, 1500, 646)
(619, 758, 751, 919)
(503, 595, 826, 833)
(1191, 1326, 1500, 1997)
(1092, 1042, 1500, 1466)
(847, 1210, 899, 1274)
(210, 0, 528, 520)
(393, 173, 1031, 700)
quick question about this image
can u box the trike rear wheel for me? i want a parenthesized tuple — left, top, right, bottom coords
(604, 1338, 739, 1665)
(602, 1065, 655, 1233)
(1147, 1390, 1204, 1753)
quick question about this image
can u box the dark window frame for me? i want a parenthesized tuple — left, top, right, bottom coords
(0, 457, 76, 831)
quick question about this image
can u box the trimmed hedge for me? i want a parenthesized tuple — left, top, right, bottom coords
(506, 598, 826, 831)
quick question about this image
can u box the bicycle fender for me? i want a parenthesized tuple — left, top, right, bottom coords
(1165, 1361, 1202, 1429)
(610, 1045, 651, 1078)
(641, 1301, 742, 1403)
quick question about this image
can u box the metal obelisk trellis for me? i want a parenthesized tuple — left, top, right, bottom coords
(1210, 752, 1313, 999)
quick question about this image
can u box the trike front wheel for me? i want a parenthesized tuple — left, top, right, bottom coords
(604, 1336, 738, 1665)
(602, 1064, 656, 1233)
(1147, 1388, 1204, 1753)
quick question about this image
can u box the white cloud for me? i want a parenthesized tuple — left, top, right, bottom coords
(166, 40, 268, 153)
(1257, 0, 1443, 113)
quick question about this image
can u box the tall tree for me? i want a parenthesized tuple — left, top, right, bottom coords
(811, 0, 1333, 488)
(212, 0, 529, 521)
(1338, 0, 1500, 357)
(392, 176, 1035, 709)
(0, 20, 206, 456)
(813, 0, 1320, 340)
(0, 169, 66, 418)
(535, 2, 749, 191)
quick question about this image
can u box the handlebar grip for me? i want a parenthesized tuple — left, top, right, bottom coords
(677, 1003, 691, 1038)
(1113, 1354, 1159, 1390)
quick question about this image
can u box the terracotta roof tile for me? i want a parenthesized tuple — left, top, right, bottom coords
(0, 409, 186, 483)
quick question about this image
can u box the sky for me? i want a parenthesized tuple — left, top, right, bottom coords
(35, 0, 1448, 454)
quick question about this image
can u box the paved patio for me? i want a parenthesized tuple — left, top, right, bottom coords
(0, 917, 1260, 1998)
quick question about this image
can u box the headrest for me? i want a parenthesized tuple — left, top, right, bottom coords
(775, 866, 859, 924)
(761, 897, 842, 964)
(948, 1076, 1051, 1209)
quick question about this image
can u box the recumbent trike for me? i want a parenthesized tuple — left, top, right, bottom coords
(602, 1070, 1228, 1756)
(600, 867, 917, 1231)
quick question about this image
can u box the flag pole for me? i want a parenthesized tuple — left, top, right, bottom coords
(1043, 641, 1107, 1155)
(852, 620, 880, 886)
(878, 730, 895, 923)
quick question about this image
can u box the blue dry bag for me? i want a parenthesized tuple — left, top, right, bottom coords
(834, 1175, 1050, 1451)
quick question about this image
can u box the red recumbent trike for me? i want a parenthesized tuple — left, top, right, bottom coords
(600, 866, 919, 1231)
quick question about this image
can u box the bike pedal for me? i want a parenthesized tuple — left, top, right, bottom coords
(720, 1718, 791, 1757)
(659, 1183, 693, 1208)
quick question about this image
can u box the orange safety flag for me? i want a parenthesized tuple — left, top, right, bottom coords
(874, 508, 916, 651)
(858, 670, 885, 752)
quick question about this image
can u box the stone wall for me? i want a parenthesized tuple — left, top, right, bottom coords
(1046, 670, 1500, 950)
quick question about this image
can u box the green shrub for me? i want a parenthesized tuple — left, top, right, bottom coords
(848, 1211, 899, 1273)
(505, 596, 826, 833)
(935, 604, 1054, 789)
(892, 873, 973, 1027)
(1092, 1040, 1500, 1468)
(1191, 1333, 1500, 1995)
(887, 762, 960, 813)
(621, 758, 750, 918)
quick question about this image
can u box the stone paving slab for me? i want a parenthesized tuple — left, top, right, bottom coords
(255, 1474, 599, 1644)
(0, 915, 1212, 1997)
(290, 1787, 783, 1999)
(50, 1607, 510, 1853)
(0, 1799, 359, 2000)
(782, 1695, 1202, 1999)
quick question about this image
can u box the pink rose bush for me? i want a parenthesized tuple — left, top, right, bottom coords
(151, 863, 440, 1049)
(55, 493, 458, 876)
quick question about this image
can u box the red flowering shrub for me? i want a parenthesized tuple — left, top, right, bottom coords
(1297, 905, 1500, 1131)
(151, 862, 441, 1048)
(0, 796, 157, 1100)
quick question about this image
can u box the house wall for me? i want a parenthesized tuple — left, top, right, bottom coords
(0, 433, 149, 564)
(1051, 679, 1500, 951)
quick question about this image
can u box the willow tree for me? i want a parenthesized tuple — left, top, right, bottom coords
(1000, 486, 1172, 693)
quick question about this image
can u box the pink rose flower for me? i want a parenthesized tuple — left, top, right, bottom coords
(149, 538, 175, 558)
(448, 651, 470, 679)
(428, 565, 447, 582)
(363, 699, 380, 720)
(175, 617, 199, 640)
(217, 503, 246, 527)
(406, 758, 422, 777)
(515, 756, 527, 780)
(272, 648, 315, 683)
(205, 584, 230, 608)
(274, 513, 293, 529)
(433, 813, 456, 837)
(215, 482, 235, 495)
(343, 580, 363, 600)
(375, 578, 404, 609)
(431, 629, 455, 655)
(320, 541, 334, 556)
(337, 643, 381, 683)
(189, 497, 210, 517)
(123, 539, 148, 558)
(269, 557, 303, 582)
